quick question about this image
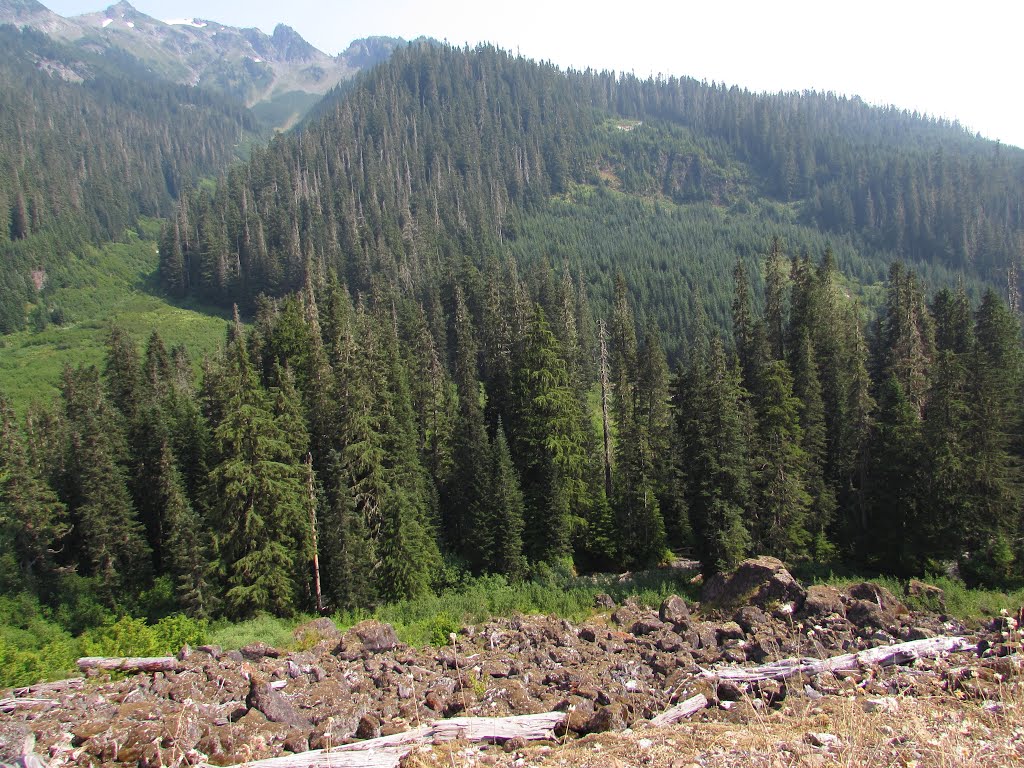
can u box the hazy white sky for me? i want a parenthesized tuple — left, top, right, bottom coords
(43, 0, 1024, 148)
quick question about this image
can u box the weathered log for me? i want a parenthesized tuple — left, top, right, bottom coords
(648, 694, 708, 726)
(12, 678, 84, 697)
(702, 635, 976, 682)
(429, 712, 567, 742)
(197, 712, 567, 768)
(196, 749, 405, 768)
(76, 656, 181, 673)
(0, 697, 59, 714)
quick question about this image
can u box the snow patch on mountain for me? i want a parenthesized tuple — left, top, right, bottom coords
(164, 17, 207, 28)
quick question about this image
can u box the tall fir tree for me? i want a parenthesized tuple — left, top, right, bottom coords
(0, 394, 69, 593)
(676, 337, 752, 575)
(208, 333, 310, 617)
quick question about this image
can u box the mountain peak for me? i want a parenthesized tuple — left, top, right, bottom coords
(271, 23, 319, 62)
(103, 1, 148, 21)
(0, 0, 48, 12)
(0, 0, 53, 20)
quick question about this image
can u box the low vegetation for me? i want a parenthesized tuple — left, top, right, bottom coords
(5, 565, 1023, 691)
(0, 223, 229, 412)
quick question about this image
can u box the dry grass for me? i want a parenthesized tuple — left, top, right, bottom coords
(401, 677, 1024, 768)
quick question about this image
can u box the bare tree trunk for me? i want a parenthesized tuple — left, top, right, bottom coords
(701, 636, 976, 683)
(307, 452, 323, 614)
(77, 656, 181, 673)
(648, 694, 708, 726)
(197, 713, 567, 768)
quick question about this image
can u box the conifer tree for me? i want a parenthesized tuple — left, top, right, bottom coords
(60, 365, 151, 600)
(789, 331, 835, 559)
(750, 359, 812, 560)
(321, 449, 377, 611)
(510, 306, 589, 564)
(609, 277, 666, 566)
(764, 237, 787, 361)
(0, 394, 69, 592)
(490, 422, 528, 581)
(208, 334, 310, 617)
(677, 337, 752, 575)
(961, 289, 1023, 583)
(445, 285, 493, 570)
(157, 439, 215, 616)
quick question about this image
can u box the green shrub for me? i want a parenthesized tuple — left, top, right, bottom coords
(206, 613, 309, 651)
(81, 616, 161, 657)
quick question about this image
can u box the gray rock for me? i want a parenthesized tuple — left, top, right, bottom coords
(701, 556, 806, 610)
(659, 595, 691, 626)
(247, 678, 310, 729)
(240, 641, 280, 660)
(352, 620, 399, 653)
(801, 585, 846, 619)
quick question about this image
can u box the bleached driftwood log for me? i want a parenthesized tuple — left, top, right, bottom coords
(429, 711, 566, 742)
(701, 635, 976, 683)
(648, 694, 708, 726)
(198, 712, 568, 768)
(12, 678, 84, 696)
(0, 697, 59, 714)
(77, 656, 181, 673)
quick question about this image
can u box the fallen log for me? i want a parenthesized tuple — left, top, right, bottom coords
(648, 694, 708, 726)
(197, 712, 567, 768)
(76, 656, 181, 674)
(0, 697, 59, 714)
(701, 635, 976, 683)
(430, 711, 567, 742)
(12, 678, 84, 697)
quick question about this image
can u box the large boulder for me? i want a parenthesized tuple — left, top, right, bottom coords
(844, 582, 907, 628)
(701, 557, 806, 611)
(349, 620, 400, 653)
(907, 579, 946, 612)
(247, 676, 310, 729)
(659, 594, 691, 626)
(293, 617, 342, 648)
(801, 585, 846, 619)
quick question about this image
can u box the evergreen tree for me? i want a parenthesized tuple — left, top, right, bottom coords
(490, 423, 528, 580)
(764, 237, 787, 361)
(0, 394, 69, 592)
(961, 290, 1022, 583)
(789, 330, 836, 559)
(609, 277, 666, 566)
(677, 337, 752, 575)
(60, 365, 151, 600)
(445, 285, 492, 570)
(208, 335, 310, 617)
(320, 449, 377, 611)
(750, 359, 812, 560)
(510, 306, 589, 564)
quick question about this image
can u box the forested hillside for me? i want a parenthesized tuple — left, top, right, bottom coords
(2, 41, 1024, 633)
(160, 43, 1024, 349)
(0, 25, 259, 332)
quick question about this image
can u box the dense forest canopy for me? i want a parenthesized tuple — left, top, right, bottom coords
(158, 43, 1024, 354)
(2, 249, 1022, 623)
(2, 40, 1024, 629)
(0, 25, 259, 332)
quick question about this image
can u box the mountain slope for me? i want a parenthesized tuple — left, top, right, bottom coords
(0, 25, 259, 331)
(0, 1, 405, 130)
(159, 43, 1024, 357)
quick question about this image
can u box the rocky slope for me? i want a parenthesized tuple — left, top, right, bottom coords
(0, 559, 1021, 767)
(0, 0, 404, 129)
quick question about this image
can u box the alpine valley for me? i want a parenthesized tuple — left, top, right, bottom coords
(1, 5, 1024, 766)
